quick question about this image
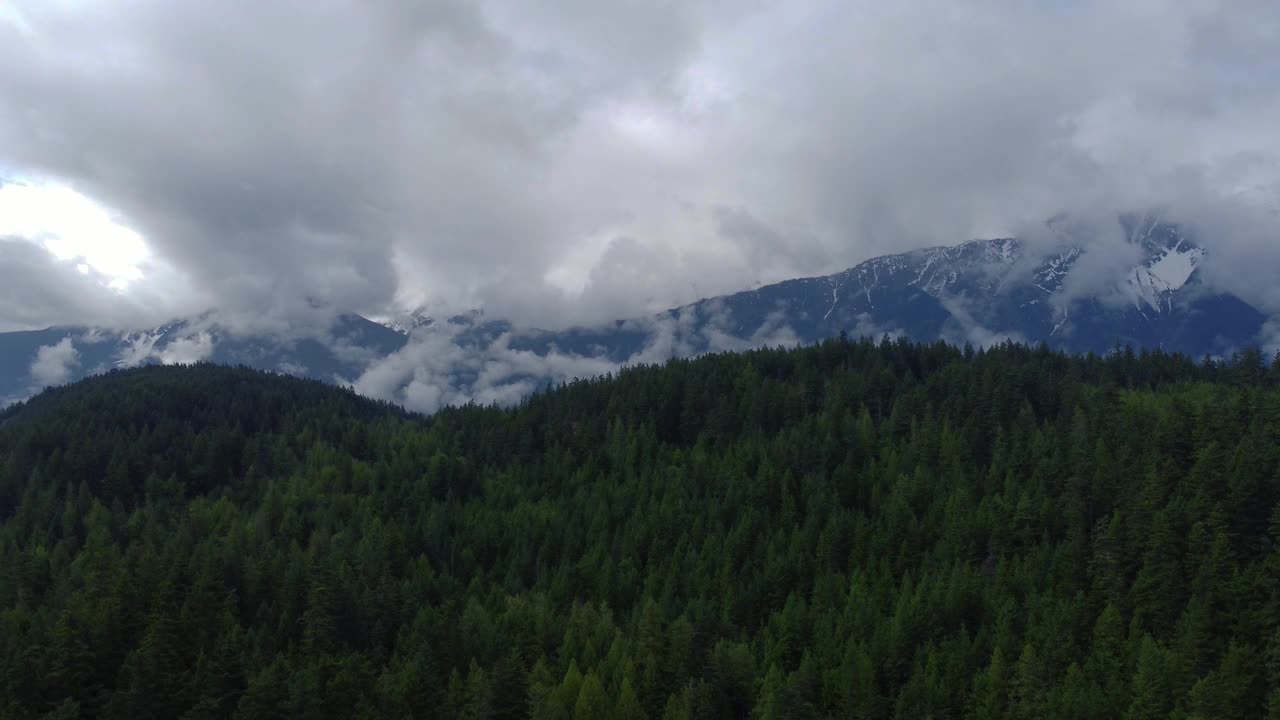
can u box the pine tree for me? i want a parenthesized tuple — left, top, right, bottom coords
(660, 686, 692, 720)
(572, 673, 609, 720)
(111, 587, 191, 720)
(490, 648, 527, 720)
(615, 677, 648, 720)
(969, 646, 1007, 720)
(463, 659, 495, 720)
(182, 622, 245, 719)
(753, 665, 786, 720)
(232, 660, 290, 720)
(1008, 643, 1045, 720)
(1125, 636, 1170, 720)
(1188, 642, 1262, 720)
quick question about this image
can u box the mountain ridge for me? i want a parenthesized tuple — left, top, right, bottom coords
(0, 214, 1270, 407)
(495, 214, 1261, 364)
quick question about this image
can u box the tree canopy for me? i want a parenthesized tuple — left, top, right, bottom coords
(2, 339, 1279, 718)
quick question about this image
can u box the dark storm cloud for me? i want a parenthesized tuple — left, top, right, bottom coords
(0, 0, 1278, 332)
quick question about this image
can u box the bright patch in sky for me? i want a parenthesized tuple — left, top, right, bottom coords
(0, 182, 150, 290)
(0, 5, 33, 36)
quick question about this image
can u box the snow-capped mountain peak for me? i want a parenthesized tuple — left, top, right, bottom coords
(670, 213, 1247, 359)
(1, 213, 1268, 410)
(1126, 241, 1204, 313)
(1119, 216, 1206, 314)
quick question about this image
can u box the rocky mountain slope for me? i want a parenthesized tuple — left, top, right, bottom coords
(0, 215, 1268, 406)
(508, 215, 1264, 361)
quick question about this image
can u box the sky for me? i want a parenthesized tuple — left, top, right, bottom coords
(1, 0, 1279, 334)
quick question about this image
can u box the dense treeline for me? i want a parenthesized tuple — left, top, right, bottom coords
(1, 340, 1279, 719)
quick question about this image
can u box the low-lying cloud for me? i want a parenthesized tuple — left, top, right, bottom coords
(29, 337, 79, 388)
(350, 302, 803, 414)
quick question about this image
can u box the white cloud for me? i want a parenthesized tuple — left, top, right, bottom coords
(115, 331, 163, 368)
(277, 360, 309, 376)
(350, 300, 802, 413)
(849, 313, 904, 342)
(0, 0, 1278, 332)
(0, 182, 151, 289)
(350, 318, 621, 413)
(29, 337, 79, 387)
(937, 295, 1028, 349)
(113, 327, 215, 367)
(158, 332, 214, 365)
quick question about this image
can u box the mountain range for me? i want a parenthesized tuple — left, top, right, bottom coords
(1, 214, 1269, 407)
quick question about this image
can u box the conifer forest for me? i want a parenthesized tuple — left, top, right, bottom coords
(3, 338, 1280, 719)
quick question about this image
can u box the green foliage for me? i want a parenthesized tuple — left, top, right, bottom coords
(615, 677, 647, 720)
(572, 672, 608, 720)
(1, 342, 1279, 718)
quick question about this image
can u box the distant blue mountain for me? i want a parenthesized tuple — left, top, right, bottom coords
(0, 215, 1269, 406)
(0, 313, 406, 404)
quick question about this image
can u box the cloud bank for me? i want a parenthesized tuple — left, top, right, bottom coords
(29, 337, 79, 387)
(350, 301, 803, 414)
(0, 0, 1277, 333)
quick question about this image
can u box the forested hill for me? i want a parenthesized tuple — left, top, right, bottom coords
(2, 342, 1280, 719)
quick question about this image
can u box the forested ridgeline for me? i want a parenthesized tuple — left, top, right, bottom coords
(2, 341, 1280, 719)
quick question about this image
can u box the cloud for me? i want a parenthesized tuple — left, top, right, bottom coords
(849, 314, 904, 343)
(1261, 319, 1280, 358)
(1175, 196, 1280, 317)
(157, 332, 214, 365)
(350, 299, 801, 413)
(113, 327, 214, 368)
(1016, 214, 1147, 313)
(0, 238, 196, 332)
(936, 295, 1028, 349)
(29, 337, 79, 387)
(0, 0, 1278, 334)
(115, 331, 164, 369)
(690, 300, 802, 354)
(277, 360, 309, 376)
(351, 317, 628, 413)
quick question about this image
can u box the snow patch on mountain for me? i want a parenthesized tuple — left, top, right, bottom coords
(1033, 248, 1082, 293)
(116, 329, 166, 367)
(375, 313, 434, 336)
(1126, 241, 1204, 312)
